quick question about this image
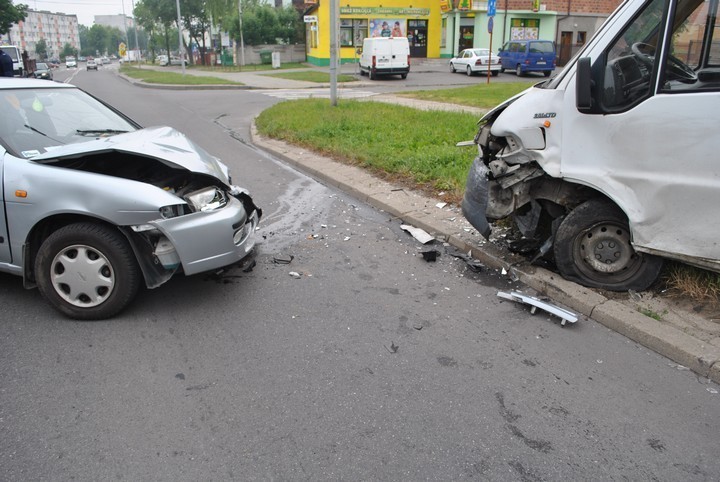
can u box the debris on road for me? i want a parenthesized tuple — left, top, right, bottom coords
(242, 259, 257, 273)
(386, 341, 399, 353)
(421, 249, 440, 262)
(448, 250, 484, 272)
(273, 254, 294, 264)
(289, 271, 301, 279)
(401, 224, 435, 244)
(497, 291, 578, 326)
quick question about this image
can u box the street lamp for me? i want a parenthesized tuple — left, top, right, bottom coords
(176, 0, 185, 74)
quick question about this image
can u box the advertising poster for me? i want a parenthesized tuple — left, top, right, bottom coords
(370, 19, 406, 38)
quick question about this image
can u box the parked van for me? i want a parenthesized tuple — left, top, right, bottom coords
(498, 39, 556, 77)
(359, 37, 410, 80)
(0, 45, 23, 76)
(462, 0, 720, 292)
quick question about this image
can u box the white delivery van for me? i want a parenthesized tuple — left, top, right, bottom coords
(0, 45, 23, 76)
(359, 37, 410, 80)
(462, 0, 720, 291)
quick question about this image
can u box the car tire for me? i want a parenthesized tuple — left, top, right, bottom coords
(450, 62, 455, 73)
(466, 65, 473, 76)
(35, 222, 141, 320)
(492, 70, 499, 77)
(553, 199, 664, 291)
(516, 64, 524, 77)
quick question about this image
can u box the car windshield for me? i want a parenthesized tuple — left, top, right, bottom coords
(36, 63, 48, 70)
(0, 87, 138, 158)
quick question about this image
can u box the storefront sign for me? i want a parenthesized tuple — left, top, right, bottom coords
(304, 15, 318, 23)
(340, 7, 430, 16)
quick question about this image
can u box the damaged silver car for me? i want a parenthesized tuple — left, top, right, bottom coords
(0, 78, 261, 319)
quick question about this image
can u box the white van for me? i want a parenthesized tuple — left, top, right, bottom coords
(359, 37, 410, 80)
(0, 45, 22, 76)
(462, 0, 720, 291)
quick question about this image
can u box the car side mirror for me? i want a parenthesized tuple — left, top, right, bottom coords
(576, 57, 593, 113)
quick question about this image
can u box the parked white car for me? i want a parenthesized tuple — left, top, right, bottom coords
(450, 48, 501, 76)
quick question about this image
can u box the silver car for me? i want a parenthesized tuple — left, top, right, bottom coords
(449, 48, 502, 76)
(0, 79, 261, 319)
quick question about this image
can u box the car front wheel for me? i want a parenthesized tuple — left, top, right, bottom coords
(450, 62, 455, 73)
(553, 199, 663, 291)
(35, 222, 141, 320)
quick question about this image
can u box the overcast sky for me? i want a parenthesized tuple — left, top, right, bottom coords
(16, 0, 137, 28)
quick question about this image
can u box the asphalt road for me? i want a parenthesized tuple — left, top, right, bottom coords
(0, 66, 718, 481)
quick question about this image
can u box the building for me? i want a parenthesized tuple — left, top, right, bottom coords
(1, 10, 80, 60)
(304, 0, 443, 65)
(304, 0, 621, 65)
(443, 0, 623, 64)
(94, 15, 135, 32)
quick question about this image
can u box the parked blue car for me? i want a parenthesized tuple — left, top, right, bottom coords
(498, 40, 556, 77)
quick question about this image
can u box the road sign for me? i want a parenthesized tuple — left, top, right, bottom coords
(488, 0, 496, 17)
(488, 16, 494, 34)
(304, 15, 318, 23)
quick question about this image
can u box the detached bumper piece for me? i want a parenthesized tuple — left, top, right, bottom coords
(497, 291, 578, 326)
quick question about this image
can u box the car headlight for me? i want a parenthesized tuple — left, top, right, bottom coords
(184, 187, 227, 212)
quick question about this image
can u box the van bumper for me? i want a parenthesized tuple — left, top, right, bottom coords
(372, 67, 410, 76)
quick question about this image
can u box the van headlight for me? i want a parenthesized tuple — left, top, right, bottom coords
(184, 187, 227, 212)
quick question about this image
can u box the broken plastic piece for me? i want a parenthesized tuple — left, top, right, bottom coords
(421, 250, 440, 262)
(497, 291, 578, 326)
(289, 271, 301, 278)
(273, 255, 294, 264)
(401, 224, 435, 244)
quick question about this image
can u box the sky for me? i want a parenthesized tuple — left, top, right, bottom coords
(15, 0, 137, 27)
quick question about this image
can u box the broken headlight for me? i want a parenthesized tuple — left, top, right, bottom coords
(184, 187, 227, 212)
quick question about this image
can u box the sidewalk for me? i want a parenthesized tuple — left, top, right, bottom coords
(117, 64, 720, 384)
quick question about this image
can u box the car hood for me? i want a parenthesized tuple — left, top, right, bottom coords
(32, 126, 230, 183)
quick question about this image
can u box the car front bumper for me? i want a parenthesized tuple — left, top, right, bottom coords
(152, 195, 259, 275)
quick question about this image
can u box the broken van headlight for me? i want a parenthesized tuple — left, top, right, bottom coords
(184, 187, 227, 212)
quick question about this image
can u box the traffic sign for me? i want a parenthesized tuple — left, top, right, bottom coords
(488, 0, 496, 17)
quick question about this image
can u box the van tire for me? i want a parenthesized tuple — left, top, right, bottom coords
(543, 71, 552, 77)
(516, 64, 525, 77)
(369, 69, 376, 80)
(401, 73, 407, 79)
(553, 199, 663, 291)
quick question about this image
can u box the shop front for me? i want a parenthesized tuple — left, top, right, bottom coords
(305, 0, 442, 65)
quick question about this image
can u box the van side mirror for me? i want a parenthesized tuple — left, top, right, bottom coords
(576, 57, 593, 113)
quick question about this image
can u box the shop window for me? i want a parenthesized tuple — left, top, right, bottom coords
(340, 19, 368, 47)
(577, 31, 586, 45)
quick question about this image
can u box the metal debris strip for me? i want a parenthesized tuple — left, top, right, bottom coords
(401, 224, 435, 244)
(421, 249, 440, 262)
(448, 250, 484, 272)
(497, 291, 578, 326)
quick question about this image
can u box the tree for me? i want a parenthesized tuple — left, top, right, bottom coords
(35, 38, 48, 59)
(0, 0, 27, 37)
(60, 43, 76, 60)
(135, 0, 180, 59)
(227, 0, 303, 46)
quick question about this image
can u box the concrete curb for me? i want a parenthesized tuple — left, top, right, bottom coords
(116, 73, 252, 90)
(250, 123, 720, 384)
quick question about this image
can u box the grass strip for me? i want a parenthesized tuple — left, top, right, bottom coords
(397, 82, 532, 109)
(120, 66, 242, 85)
(264, 71, 358, 83)
(256, 99, 478, 201)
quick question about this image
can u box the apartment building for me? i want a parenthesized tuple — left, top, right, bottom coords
(1, 9, 80, 60)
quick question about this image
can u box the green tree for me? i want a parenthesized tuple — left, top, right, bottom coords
(0, 0, 27, 37)
(227, 0, 303, 46)
(35, 38, 48, 59)
(60, 43, 76, 60)
(135, 0, 179, 59)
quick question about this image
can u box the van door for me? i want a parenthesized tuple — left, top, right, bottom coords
(564, 0, 720, 262)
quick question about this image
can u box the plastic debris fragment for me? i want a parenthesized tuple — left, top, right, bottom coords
(401, 224, 435, 244)
(497, 291, 578, 326)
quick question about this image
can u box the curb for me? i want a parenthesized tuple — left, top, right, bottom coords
(116, 72, 252, 90)
(250, 123, 720, 384)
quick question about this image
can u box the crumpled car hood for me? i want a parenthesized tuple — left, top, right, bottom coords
(31, 126, 230, 183)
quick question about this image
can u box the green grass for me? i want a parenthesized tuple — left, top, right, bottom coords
(120, 66, 243, 85)
(194, 62, 308, 72)
(396, 82, 532, 109)
(264, 71, 358, 83)
(256, 99, 478, 201)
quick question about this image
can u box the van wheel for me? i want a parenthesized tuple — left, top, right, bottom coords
(516, 65, 525, 77)
(401, 73, 407, 79)
(34, 223, 141, 320)
(553, 199, 663, 291)
(500, 67, 505, 73)
(543, 71, 552, 77)
(466, 65, 473, 76)
(369, 69, 376, 80)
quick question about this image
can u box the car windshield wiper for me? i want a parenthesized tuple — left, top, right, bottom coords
(75, 129, 129, 137)
(24, 124, 62, 142)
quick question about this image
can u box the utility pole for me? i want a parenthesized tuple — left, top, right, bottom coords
(238, 0, 245, 66)
(175, 0, 185, 74)
(329, 0, 339, 106)
(131, 0, 140, 67)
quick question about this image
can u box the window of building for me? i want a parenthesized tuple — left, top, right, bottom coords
(577, 31, 586, 45)
(340, 19, 368, 47)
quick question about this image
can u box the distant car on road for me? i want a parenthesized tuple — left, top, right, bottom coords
(33, 62, 53, 80)
(449, 48, 501, 76)
(170, 56, 187, 66)
(0, 78, 262, 319)
(65, 56, 77, 68)
(86, 58, 98, 70)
